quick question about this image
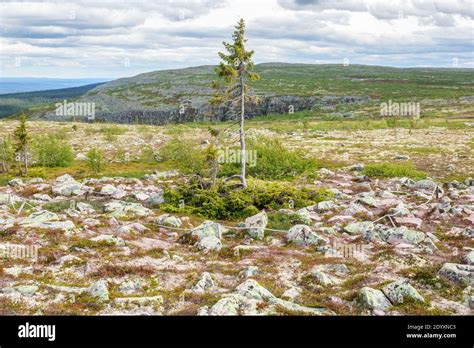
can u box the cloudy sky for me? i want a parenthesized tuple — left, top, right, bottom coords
(1, 0, 473, 78)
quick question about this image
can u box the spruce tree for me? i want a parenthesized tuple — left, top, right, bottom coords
(13, 114, 30, 175)
(214, 18, 260, 188)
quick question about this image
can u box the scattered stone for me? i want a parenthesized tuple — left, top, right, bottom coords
(287, 224, 327, 246)
(52, 174, 86, 196)
(191, 272, 216, 293)
(464, 251, 474, 265)
(311, 269, 339, 286)
(32, 193, 52, 202)
(438, 263, 474, 286)
(413, 179, 438, 191)
(358, 287, 391, 311)
(103, 200, 151, 218)
(145, 191, 165, 206)
(379, 226, 426, 245)
(76, 202, 95, 214)
(8, 178, 24, 187)
(281, 287, 301, 301)
(156, 214, 182, 228)
(89, 234, 126, 247)
(344, 221, 374, 235)
(118, 279, 143, 294)
(317, 201, 335, 212)
(245, 211, 268, 240)
(295, 208, 312, 224)
(196, 236, 222, 252)
(382, 280, 425, 305)
(191, 220, 225, 240)
(87, 280, 109, 302)
(100, 184, 117, 195)
(240, 266, 259, 278)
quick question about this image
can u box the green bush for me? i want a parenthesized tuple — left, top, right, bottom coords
(34, 135, 74, 167)
(158, 137, 208, 176)
(362, 162, 426, 179)
(0, 136, 14, 172)
(85, 148, 105, 173)
(161, 180, 332, 220)
(267, 212, 308, 231)
(220, 136, 319, 180)
(100, 126, 127, 136)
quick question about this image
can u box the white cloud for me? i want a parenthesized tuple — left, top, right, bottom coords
(0, 0, 472, 77)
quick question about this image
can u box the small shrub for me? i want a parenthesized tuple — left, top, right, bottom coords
(267, 212, 307, 230)
(220, 136, 320, 180)
(162, 180, 332, 220)
(85, 148, 105, 173)
(362, 162, 426, 179)
(0, 136, 14, 172)
(100, 126, 127, 136)
(158, 137, 207, 176)
(34, 134, 74, 167)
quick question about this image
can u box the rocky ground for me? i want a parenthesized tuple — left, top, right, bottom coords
(0, 167, 473, 316)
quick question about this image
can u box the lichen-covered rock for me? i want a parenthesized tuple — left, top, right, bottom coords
(240, 266, 259, 278)
(100, 184, 117, 195)
(19, 210, 75, 231)
(0, 193, 20, 205)
(295, 208, 312, 224)
(191, 220, 225, 240)
(438, 263, 474, 286)
(89, 234, 126, 246)
(103, 200, 151, 217)
(464, 251, 474, 265)
(32, 193, 52, 202)
(344, 221, 374, 235)
(412, 179, 439, 190)
(311, 269, 338, 286)
(287, 224, 328, 246)
(145, 191, 165, 206)
(271, 298, 334, 315)
(190, 272, 216, 293)
(20, 210, 59, 225)
(118, 279, 143, 294)
(382, 280, 425, 305)
(156, 214, 182, 228)
(8, 178, 24, 187)
(196, 236, 222, 251)
(52, 174, 86, 196)
(206, 294, 258, 316)
(8, 285, 39, 297)
(88, 280, 109, 302)
(234, 279, 276, 301)
(317, 201, 335, 212)
(358, 287, 391, 310)
(245, 211, 268, 240)
(379, 226, 426, 245)
(76, 202, 95, 214)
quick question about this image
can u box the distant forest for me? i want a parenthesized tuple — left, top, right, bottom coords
(0, 82, 104, 119)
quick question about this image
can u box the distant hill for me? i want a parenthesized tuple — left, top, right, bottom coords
(0, 82, 106, 119)
(5, 63, 474, 123)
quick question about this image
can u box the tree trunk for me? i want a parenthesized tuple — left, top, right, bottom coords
(239, 70, 247, 189)
(23, 146, 28, 175)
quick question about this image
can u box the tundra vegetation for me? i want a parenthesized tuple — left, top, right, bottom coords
(0, 20, 473, 317)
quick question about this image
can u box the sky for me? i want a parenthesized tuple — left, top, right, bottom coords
(0, 0, 473, 78)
